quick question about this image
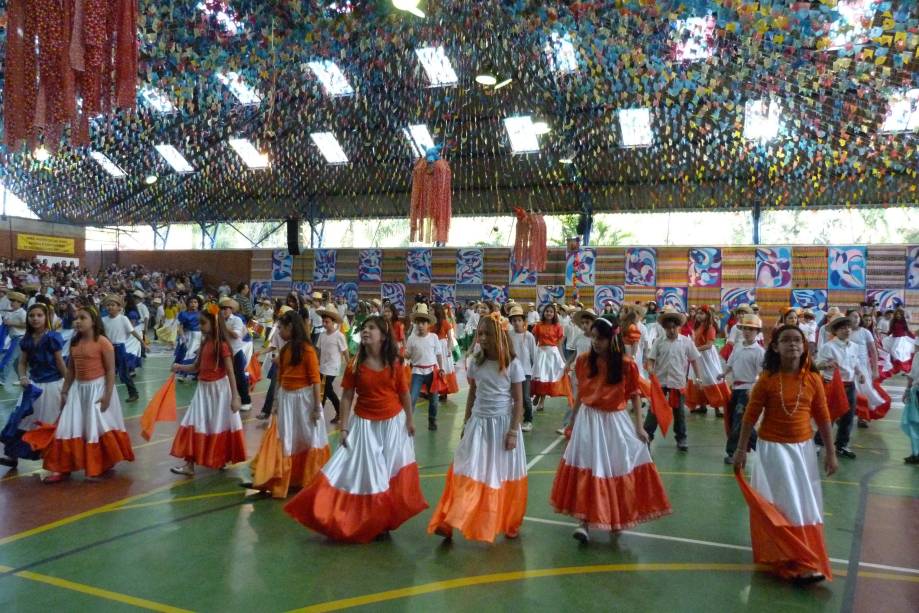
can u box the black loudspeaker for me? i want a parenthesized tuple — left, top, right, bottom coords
(287, 218, 302, 255)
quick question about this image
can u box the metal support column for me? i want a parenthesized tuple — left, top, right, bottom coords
(752, 202, 762, 245)
(152, 224, 170, 250)
(306, 198, 325, 249)
(199, 223, 218, 249)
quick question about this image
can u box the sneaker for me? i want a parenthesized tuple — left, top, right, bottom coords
(792, 573, 826, 585)
(439, 394, 448, 402)
(0, 457, 18, 468)
(723, 455, 734, 465)
(428, 421, 437, 431)
(904, 455, 919, 464)
(857, 419, 869, 429)
(836, 446, 856, 459)
(677, 441, 689, 452)
(572, 524, 590, 544)
(170, 465, 195, 476)
(240, 404, 252, 412)
(238, 481, 254, 489)
(127, 395, 139, 403)
(555, 427, 567, 435)
(256, 412, 270, 421)
(521, 422, 533, 432)
(330, 416, 340, 425)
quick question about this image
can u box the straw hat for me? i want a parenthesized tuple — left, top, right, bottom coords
(507, 304, 525, 319)
(152, 298, 162, 305)
(827, 313, 852, 332)
(317, 303, 342, 323)
(572, 308, 598, 327)
(259, 297, 272, 305)
(737, 314, 763, 330)
(277, 305, 293, 317)
(825, 306, 841, 319)
(370, 298, 382, 309)
(103, 293, 123, 307)
(657, 305, 685, 326)
(7, 291, 26, 304)
(133, 290, 146, 299)
(734, 304, 753, 315)
(311, 291, 323, 301)
(799, 308, 815, 319)
(411, 303, 435, 324)
(218, 297, 239, 311)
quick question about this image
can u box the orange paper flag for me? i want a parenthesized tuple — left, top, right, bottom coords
(22, 422, 57, 451)
(647, 374, 673, 437)
(140, 374, 177, 441)
(825, 368, 849, 421)
(246, 355, 263, 390)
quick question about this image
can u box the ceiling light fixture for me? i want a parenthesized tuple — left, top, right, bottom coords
(392, 0, 425, 18)
(228, 138, 270, 169)
(532, 121, 551, 135)
(32, 146, 51, 162)
(475, 74, 497, 86)
(90, 151, 127, 178)
(145, 174, 158, 185)
(493, 77, 513, 90)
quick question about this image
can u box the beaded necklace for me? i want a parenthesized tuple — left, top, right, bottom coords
(777, 369, 805, 417)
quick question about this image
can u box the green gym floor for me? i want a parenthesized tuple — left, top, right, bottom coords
(1, 349, 917, 612)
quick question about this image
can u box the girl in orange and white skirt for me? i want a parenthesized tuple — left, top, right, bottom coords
(550, 314, 672, 543)
(531, 303, 569, 410)
(43, 306, 135, 483)
(169, 310, 245, 476)
(284, 315, 427, 543)
(247, 311, 330, 498)
(429, 313, 527, 543)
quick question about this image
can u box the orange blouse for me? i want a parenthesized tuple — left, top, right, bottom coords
(533, 323, 564, 347)
(693, 325, 716, 349)
(435, 320, 453, 340)
(341, 359, 409, 421)
(624, 323, 641, 345)
(743, 370, 831, 443)
(71, 336, 113, 381)
(278, 343, 321, 391)
(575, 354, 640, 411)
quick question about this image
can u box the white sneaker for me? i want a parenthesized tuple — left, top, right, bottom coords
(521, 422, 533, 432)
(573, 523, 589, 544)
(555, 427, 566, 435)
(240, 404, 252, 412)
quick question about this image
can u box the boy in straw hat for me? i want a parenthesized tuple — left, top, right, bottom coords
(219, 297, 253, 412)
(316, 304, 349, 424)
(405, 304, 444, 430)
(1, 291, 28, 387)
(719, 314, 765, 464)
(309, 291, 325, 345)
(798, 309, 818, 354)
(813, 314, 866, 459)
(644, 307, 703, 451)
(508, 304, 537, 432)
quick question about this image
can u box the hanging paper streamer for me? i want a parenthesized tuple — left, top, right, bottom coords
(406, 248, 432, 284)
(593, 285, 624, 312)
(755, 247, 793, 289)
(313, 249, 337, 283)
(272, 250, 293, 282)
(409, 158, 452, 244)
(430, 284, 456, 305)
(906, 247, 919, 290)
(359, 249, 383, 282)
(455, 249, 484, 285)
(512, 209, 548, 272)
(381, 283, 406, 313)
(688, 248, 722, 287)
(509, 259, 538, 286)
(625, 248, 657, 286)
(482, 285, 509, 304)
(334, 282, 360, 311)
(656, 287, 688, 312)
(537, 285, 565, 307)
(866, 289, 904, 312)
(828, 247, 867, 290)
(791, 290, 829, 324)
(566, 248, 596, 286)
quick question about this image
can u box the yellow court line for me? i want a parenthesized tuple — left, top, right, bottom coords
(857, 570, 919, 583)
(112, 490, 246, 512)
(0, 564, 192, 612)
(289, 563, 763, 612)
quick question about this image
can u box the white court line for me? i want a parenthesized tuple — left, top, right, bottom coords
(522, 516, 919, 576)
(527, 436, 565, 470)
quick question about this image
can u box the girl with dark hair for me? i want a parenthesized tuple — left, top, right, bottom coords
(531, 304, 569, 411)
(733, 324, 835, 584)
(550, 315, 671, 544)
(882, 307, 914, 374)
(1, 304, 67, 468)
(43, 306, 135, 483)
(169, 310, 245, 476)
(433, 303, 460, 400)
(174, 295, 203, 382)
(285, 315, 428, 543)
(248, 311, 329, 498)
(429, 313, 526, 543)
(686, 305, 729, 417)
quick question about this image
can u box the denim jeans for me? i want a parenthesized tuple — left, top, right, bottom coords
(725, 388, 757, 456)
(261, 363, 277, 415)
(323, 375, 340, 416)
(410, 372, 439, 422)
(643, 387, 687, 443)
(522, 375, 533, 423)
(816, 381, 856, 448)
(233, 350, 251, 405)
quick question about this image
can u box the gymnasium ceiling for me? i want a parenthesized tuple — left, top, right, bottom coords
(1, 0, 918, 225)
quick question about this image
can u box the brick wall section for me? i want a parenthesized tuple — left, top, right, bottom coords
(84, 249, 253, 291)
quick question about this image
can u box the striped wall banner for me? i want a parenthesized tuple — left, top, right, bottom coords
(292, 252, 313, 282)
(623, 287, 656, 305)
(828, 289, 866, 310)
(866, 246, 905, 289)
(431, 248, 456, 283)
(722, 247, 756, 286)
(754, 288, 792, 323)
(335, 249, 359, 282)
(569, 285, 594, 307)
(656, 247, 689, 286)
(791, 246, 827, 289)
(484, 248, 510, 285)
(539, 248, 567, 286)
(508, 286, 538, 304)
(906, 290, 919, 325)
(687, 287, 721, 309)
(455, 284, 483, 303)
(382, 249, 406, 283)
(594, 247, 625, 285)
(250, 250, 273, 281)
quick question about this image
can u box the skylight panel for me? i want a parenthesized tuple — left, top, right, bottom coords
(880, 89, 919, 133)
(197, 1, 244, 36)
(90, 151, 127, 178)
(503, 116, 541, 154)
(828, 0, 875, 49)
(743, 99, 782, 142)
(618, 108, 653, 148)
(0, 183, 38, 219)
(672, 15, 716, 62)
(415, 47, 458, 87)
(140, 86, 177, 113)
(544, 32, 579, 74)
(310, 132, 349, 165)
(308, 60, 354, 97)
(155, 144, 195, 173)
(403, 124, 436, 158)
(229, 138, 270, 169)
(216, 72, 262, 106)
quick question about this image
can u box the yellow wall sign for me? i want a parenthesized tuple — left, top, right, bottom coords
(16, 233, 76, 255)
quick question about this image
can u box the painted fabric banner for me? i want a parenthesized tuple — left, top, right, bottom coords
(482, 284, 508, 304)
(755, 247, 792, 289)
(791, 289, 829, 323)
(866, 289, 904, 312)
(272, 249, 293, 282)
(358, 249, 382, 282)
(688, 247, 721, 287)
(656, 287, 688, 312)
(431, 284, 456, 306)
(313, 249, 337, 283)
(721, 288, 756, 313)
(907, 247, 919, 290)
(566, 248, 596, 286)
(537, 285, 565, 307)
(594, 285, 624, 312)
(381, 283, 406, 313)
(406, 248, 433, 284)
(509, 259, 538, 286)
(335, 282, 360, 311)
(828, 247, 867, 290)
(455, 248, 484, 285)
(625, 248, 656, 286)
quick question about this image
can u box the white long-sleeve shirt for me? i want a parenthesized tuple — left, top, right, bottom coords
(816, 338, 863, 382)
(509, 329, 537, 377)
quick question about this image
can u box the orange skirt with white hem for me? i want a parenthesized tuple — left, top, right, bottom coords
(170, 377, 246, 469)
(43, 377, 134, 477)
(550, 406, 671, 530)
(428, 410, 527, 542)
(284, 411, 427, 543)
(251, 387, 331, 498)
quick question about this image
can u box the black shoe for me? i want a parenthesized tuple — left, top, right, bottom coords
(677, 441, 688, 452)
(439, 394, 448, 402)
(428, 421, 437, 431)
(724, 455, 734, 465)
(127, 395, 139, 403)
(690, 408, 706, 415)
(904, 455, 919, 464)
(836, 446, 856, 459)
(792, 573, 826, 585)
(715, 410, 724, 418)
(0, 457, 18, 468)
(330, 416, 340, 425)
(857, 419, 869, 429)
(256, 412, 270, 421)
(238, 481, 254, 489)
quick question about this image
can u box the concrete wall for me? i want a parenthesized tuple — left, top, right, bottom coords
(84, 249, 253, 291)
(0, 217, 86, 261)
